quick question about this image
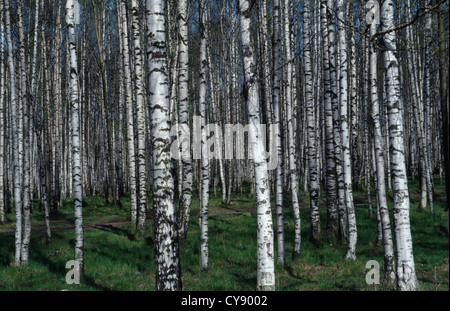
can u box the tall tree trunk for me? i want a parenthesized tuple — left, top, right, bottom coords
(321, 0, 336, 241)
(177, 0, 193, 240)
(303, 0, 319, 256)
(5, 0, 23, 267)
(66, 0, 84, 271)
(119, 0, 138, 227)
(131, 0, 148, 235)
(368, 11, 396, 284)
(199, 0, 210, 271)
(0, 0, 6, 225)
(381, 0, 418, 291)
(337, 0, 357, 261)
(438, 0, 449, 211)
(146, 0, 182, 291)
(238, 0, 275, 291)
(283, 0, 301, 261)
(272, 0, 285, 265)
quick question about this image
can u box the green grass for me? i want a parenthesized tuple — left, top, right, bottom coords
(0, 178, 448, 291)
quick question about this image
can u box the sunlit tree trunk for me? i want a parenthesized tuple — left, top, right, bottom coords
(146, 0, 182, 291)
(381, 0, 417, 291)
(239, 0, 275, 291)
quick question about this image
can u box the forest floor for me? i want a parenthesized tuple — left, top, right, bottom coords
(0, 178, 448, 291)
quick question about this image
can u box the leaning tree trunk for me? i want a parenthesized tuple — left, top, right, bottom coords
(381, 0, 418, 291)
(146, 0, 182, 291)
(238, 0, 275, 291)
(66, 0, 84, 271)
(368, 13, 396, 285)
(422, 0, 434, 214)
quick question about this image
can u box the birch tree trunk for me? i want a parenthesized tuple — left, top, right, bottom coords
(119, 0, 138, 227)
(146, 0, 182, 291)
(0, 0, 6, 225)
(5, 0, 23, 266)
(381, 0, 418, 291)
(337, 0, 357, 260)
(177, 0, 193, 240)
(304, 0, 320, 253)
(438, 1, 449, 211)
(368, 13, 396, 284)
(272, 0, 285, 265)
(423, 0, 434, 214)
(283, 0, 301, 260)
(66, 0, 84, 271)
(131, 0, 148, 235)
(320, 0, 335, 241)
(238, 0, 275, 291)
(199, 0, 210, 271)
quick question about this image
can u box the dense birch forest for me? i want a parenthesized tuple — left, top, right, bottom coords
(0, 0, 448, 292)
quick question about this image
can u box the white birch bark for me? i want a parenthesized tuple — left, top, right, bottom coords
(5, 0, 23, 266)
(423, 0, 434, 214)
(381, 0, 418, 291)
(66, 0, 84, 270)
(177, 0, 193, 240)
(0, 0, 6, 225)
(272, 0, 285, 265)
(337, 0, 357, 260)
(118, 0, 138, 227)
(283, 0, 301, 260)
(199, 0, 210, 271)
(368, 15, 396, 284)
(304, 0, 320, 251)
(146, 0, 182, 291)
(131, 0, 148, 234)
(238, 0, 275, 291)
(321, 0, 335, 241)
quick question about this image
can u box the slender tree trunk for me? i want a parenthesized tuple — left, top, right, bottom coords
(438, 1, 449, 211)
(304, 0, 320, 256)
(0, 1, 6, 225)
(66, 0, 84, 271)
(368, 14, 396, 284)
(5, 0, 23, 267)
(199, 0, 210, 271)
(283, 0, 301, 260)
(177, 0, 193, 240)
(119, 0, 138, 227)
(321, 0, 336, 241)
(131, 0, 148, 235)
(337, 0, 357, 261)
(272, 0, 285, 265)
